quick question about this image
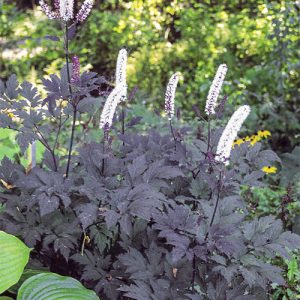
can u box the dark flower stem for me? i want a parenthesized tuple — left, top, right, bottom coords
(121, 105, 125, 135)
(169, 119, 177, 150)
(66, 108, 77, 177)
(206, 116, 211, 155)
(64, 22, 77, 178)
(205, 171, 223, 240)
(101, 137, 106, 175)
(121, 104, 125, 147)
(191, 248, 196, 292)
(34, 124, 58, 171)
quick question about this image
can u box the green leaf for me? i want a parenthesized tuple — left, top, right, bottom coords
(8, 269, 49, 294)
(17, 273, 100, 300)
(0, 231, 31, 293)
(287, 257, 298, 282)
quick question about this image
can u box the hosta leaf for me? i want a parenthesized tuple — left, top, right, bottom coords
(8, 269, 49, 294)
(17, 273, 100, 300)
(0, 231, 31, 293)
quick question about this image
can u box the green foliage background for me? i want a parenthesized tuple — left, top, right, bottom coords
(1, 0, 299, 152)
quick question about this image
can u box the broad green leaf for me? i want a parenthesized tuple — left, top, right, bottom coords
(8, 269, 49, 294)
(0, 297, 14, 300)
(17, 273, 100, 300)
(0, 231, 31, 293)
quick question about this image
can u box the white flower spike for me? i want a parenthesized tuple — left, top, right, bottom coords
(100, 85, 127, 130)
(115, 48, 128, 101)
(115, 49, 127, 85)
(59, 0, 74, 21)
(215, 105, 251, 165)
(165, 72, 180, 120)
(205, 64, 228, 115)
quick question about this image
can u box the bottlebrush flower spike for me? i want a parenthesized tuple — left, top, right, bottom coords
(165, 72, 180, 120)
(115, 48, 128, 101)
(70, 56, 80, 84)
(205, 64, 228, 115)
(59, 0, 74, 21)
(39, 0, 59, 19)
(116, 48, 127, 86)
(215, 105, 251, 165)
(100, 85, 127, 130)
(76, 0, 94, 23)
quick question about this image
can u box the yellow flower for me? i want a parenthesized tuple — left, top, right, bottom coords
(7, 112, 15, 118)
(245, 136, 251, 142)
(233, 138, 244, 147)
(250, 135, 261, 145)
(262, 166, 277, 174)
(257, 130, 271, 139)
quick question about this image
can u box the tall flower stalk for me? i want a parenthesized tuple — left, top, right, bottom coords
(215, 105, 251, 165)
(205, 64, 228, 116)
(115, 49, 128, 137)
(165, 72, 180, 145)
(100, 85, 127, 132)
(205, 64, 227, 156)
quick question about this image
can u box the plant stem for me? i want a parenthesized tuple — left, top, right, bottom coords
(205, 171, 223, 240)
(191, 252, 196, 292)
(206, 116, 211, 156)
(34, 124, 58, 171)
(64, 22, 77, 177)
(65, 23, 73, 96)
(101, 136, 106, 175)
(169, 119, 177, 150)
(65, 108, 77, 177)
(121, 105, 125, 135)
(121, 104, 125, 147)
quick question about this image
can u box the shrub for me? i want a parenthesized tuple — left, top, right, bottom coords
(0, 2, 299, 299)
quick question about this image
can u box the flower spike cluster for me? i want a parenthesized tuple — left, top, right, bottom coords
(70, 56, 80, 84)
(215, 105, 251, 165)
(99, 85, 127, 131)
(205, 64, 228, 115)
(165, 73, 180, 120)
(39, 0, 93, 22)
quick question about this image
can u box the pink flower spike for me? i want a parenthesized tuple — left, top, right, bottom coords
(71, 56, 80, 85)
(39, 0, 59, 19)
(54, 0, 60, 9)
(76, 0, 94, 23)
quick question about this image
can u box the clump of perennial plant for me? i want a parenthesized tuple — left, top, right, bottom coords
(0, 3, 299, 300)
